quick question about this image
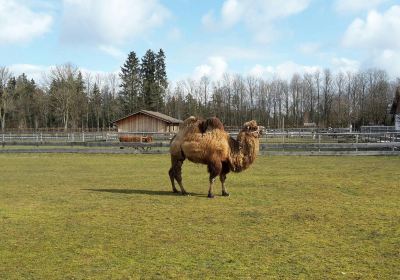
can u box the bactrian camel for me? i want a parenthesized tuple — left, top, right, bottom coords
(169, 116, 262, 198)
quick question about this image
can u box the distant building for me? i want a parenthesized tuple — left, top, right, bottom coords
(390, 87, 400, 131)
(112, 110, 182, 133)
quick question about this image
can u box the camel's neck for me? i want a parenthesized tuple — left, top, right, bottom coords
(229, 132, 259, 172)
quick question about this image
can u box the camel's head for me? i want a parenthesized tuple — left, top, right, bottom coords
(242, 120, 262, 138)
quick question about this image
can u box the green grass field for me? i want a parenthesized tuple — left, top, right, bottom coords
(1, 154, 399, 279)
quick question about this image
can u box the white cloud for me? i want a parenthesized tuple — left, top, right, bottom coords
(61, 0, 170, 45)
(8, 64, 52, 84)
(214, 46, 268, 61)
(0, 0, 53, 44)
(342, 5, 400, 76)
(167, 27, 182, 41)
(98, 45, 126, 60)
(249, 61, 321, 80)
(334, 0, 389, 13)
(203, 0, 311, 43)
(331, 57, 360, 73)
(249, 64, 274, 77)
(193, 56, 228, 80)
(343, 6, 400, 49)
(221, 0, 244, 27)
(201, 10, 215, 29)
(298, 42, 321, 55)
(8, 64, 121, 86)
(371, 49, 400, 75)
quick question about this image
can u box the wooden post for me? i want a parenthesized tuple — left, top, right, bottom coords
(392, 133, 395, 152)
(318, 134, 321, 153)
(356, 134, 359, 152)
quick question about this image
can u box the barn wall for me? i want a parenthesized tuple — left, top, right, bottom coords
(116, 114, 168, 132)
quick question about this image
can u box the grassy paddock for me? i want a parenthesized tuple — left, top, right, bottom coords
(0, 154, 399, 279)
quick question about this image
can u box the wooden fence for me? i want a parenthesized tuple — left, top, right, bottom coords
(1, 131, 399, 155)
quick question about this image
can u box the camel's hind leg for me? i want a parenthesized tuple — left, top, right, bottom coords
(168, 163, 179, 194)
(169, 157, 188, 195)
(207, 161, 222, 198)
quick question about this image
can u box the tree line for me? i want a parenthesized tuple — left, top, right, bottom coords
(0, 50, 399, 132)
(0, 49, 167, 132)
(166, 69, 399, 129)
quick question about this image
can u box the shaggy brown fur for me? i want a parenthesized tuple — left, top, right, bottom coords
(199, 117, 225, 133)
(169, 117, 261, 198)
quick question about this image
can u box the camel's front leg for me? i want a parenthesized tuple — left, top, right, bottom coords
(220, 173, 229, 196)
(220, 162, 230, 197)
(208, 177, 216, 198)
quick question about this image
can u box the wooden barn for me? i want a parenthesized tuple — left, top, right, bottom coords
(112, 110, 182, 133)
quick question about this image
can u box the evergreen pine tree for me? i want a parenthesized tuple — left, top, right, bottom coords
(155, 48, 168, 111)
(119, 51, 141, 114)
(141, 49, 157, 111)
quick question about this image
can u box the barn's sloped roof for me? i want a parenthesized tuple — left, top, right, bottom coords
(112, 110, 183, 124)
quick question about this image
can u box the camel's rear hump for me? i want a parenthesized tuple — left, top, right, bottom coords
(199, 117, 225, 133)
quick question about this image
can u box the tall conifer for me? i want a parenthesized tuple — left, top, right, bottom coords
(141, 49, 157, 110)
(155, 49, 168, 111)
(119, 51, 141, 114)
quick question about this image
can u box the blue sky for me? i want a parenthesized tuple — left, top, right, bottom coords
(1, 0, 400, 83)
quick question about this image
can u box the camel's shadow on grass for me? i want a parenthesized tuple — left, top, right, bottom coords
(83, 188, 205, 197)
